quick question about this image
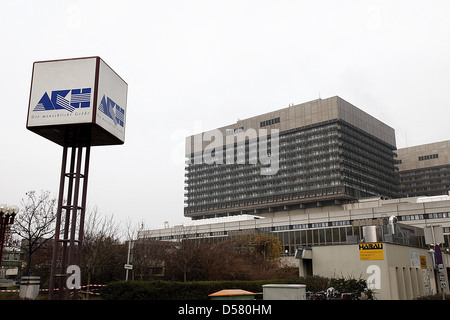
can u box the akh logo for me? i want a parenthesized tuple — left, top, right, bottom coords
(33, 88, 91, 113)
(98, 95, 125, 128)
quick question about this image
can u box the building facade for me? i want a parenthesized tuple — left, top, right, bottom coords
(139, 195, 450, 299)
(140, 96, 450, 299)
(396, 140, 450, 198)
(141, 196, 450, 254)
(184, 96, 398, 220)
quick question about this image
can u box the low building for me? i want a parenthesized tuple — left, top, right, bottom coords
(303, 241, 446, 300)
(139, 195, 450, 300)
(0, 248, 23, 279)
(140, 195, 450, 255)
(292, 220, 449, 300)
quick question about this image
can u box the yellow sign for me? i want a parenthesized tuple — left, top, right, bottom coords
(420, 256, 427, 269)
(359, 243, 384, 260)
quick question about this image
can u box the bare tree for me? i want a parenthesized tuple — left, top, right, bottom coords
(81, 206, 124, 296)
(123, 216, 146, 242)
(165, 228, 204, 282)
(123, 218, 170, 281)
(12, 190, 57, 275)
(125, 218, 150, 281)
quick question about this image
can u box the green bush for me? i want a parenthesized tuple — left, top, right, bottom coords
(329, 276, 376, 300)
(101, 277, 330, 300)
(330, 276, 366, 294)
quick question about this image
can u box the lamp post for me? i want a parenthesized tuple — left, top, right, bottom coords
(0, 204, 19, 268)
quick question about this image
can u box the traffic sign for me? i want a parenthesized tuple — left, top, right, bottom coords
(424, 225, 444, 245)
(435, 244, 443, 265)
(124, 264, 133, 270)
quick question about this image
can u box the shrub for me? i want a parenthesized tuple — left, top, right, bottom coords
(101, 277, 331, 300)
(329, 276, 375, 300)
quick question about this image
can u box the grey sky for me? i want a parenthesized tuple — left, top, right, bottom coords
(1, 1, 449, 231)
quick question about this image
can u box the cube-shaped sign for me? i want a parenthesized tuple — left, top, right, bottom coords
(27, 57, 127, 146)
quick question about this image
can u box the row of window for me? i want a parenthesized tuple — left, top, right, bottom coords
(399, 166, 449, 176)
(260, 117, 280, 127)
(419, 154, 439, 161)
(275, 226, 360, 252)
(226, 127, 244, 136)
(187, 172, 343, 200)
(147, 219, 357, 241)
(185, 186, 345, 209)
(187, 123, 339, 169)
(274, 225, 430, 255)
(187, 150, 340, 182)
(145, 212, 450, 257)
(397, 212, 450, 221)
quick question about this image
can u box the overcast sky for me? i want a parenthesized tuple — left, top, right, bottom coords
(1, 1, 450, 233)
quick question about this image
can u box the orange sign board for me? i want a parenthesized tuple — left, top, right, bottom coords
(359, 243, 384, 260)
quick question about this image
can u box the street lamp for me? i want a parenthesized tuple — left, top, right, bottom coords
(0, 204, 19, 268)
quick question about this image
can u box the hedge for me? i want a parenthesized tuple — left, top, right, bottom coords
(101, 276, 330, 300)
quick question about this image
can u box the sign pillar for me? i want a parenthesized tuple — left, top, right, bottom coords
(423, 225, 448, 299)
(49, 145, 90, 299)
(27, 56, 127, 300)
(434, 244, 447, 299)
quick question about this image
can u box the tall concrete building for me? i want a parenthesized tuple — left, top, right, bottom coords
(184, 96, 398, 220)
(396, 140, 450, 197)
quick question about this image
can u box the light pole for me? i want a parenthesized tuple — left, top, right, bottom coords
(0, 204, 19, 268)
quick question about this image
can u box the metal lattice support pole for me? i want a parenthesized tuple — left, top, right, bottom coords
(49, 145, 90, 300)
